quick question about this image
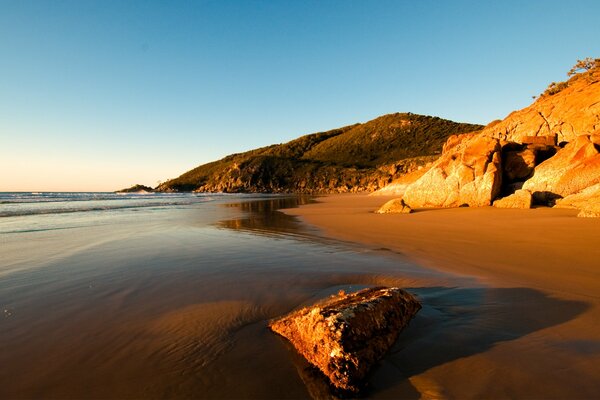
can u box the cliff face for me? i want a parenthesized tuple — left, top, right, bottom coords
(157, 113, 482, 193)
(482, 67, 600, 144)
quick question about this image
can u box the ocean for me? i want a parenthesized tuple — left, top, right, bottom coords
(0, 192, 451, 398)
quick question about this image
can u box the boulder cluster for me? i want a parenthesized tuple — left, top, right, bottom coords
(376, 67, 600, 217)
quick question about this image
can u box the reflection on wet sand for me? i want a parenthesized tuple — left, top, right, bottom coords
(217, 195, 316, 237)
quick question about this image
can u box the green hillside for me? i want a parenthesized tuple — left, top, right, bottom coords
(157, 113, 483, 193)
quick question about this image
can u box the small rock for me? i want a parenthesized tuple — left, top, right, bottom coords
(375, 198, 413, 214)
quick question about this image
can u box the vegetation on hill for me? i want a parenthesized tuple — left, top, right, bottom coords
(541, 57, 600, 97)
(157, 113, 483, 193)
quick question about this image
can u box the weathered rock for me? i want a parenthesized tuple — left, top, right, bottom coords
(493, 189, 532, 209)
(481, 68, 600, 144)
(522, 135, 600, 204)
(375, 198, 413, 214)
(269, 287, 421, 392)
(554, 183, 600, 218)
(577, 209, 600, 218)
(401, 134, 502, 208)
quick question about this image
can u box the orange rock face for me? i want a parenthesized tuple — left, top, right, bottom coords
(269, 287, 421, 393)
(554, 183, 600, 217)
(522, 135, 600, 204)
(401, 134, 502, 208)
(481, 69, 600, 144)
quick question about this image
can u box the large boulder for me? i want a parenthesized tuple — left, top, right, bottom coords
(554, 183, 600, 217)
(269, 287, 421, 393)
(493, 189, 532, 209)
(401, 134, 502, 208)
(522, 135, 600, 204)
(375, 198, 413, 214)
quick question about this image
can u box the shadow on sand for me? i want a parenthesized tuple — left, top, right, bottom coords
(276, 285, 589, 399)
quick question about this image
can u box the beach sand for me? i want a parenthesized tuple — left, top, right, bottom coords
(283, 194, 600, 398)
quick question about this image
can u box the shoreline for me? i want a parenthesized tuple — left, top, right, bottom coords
(282, 194, 600, 300)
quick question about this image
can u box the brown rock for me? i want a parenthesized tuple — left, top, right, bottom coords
(401, 135, 502, 208)
(493, 189, 532, 209)
(269, 287, 421, 393)
(522, 135, 600, 204)
(375, 198, 413, 214)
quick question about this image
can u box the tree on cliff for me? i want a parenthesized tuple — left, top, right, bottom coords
(567, 57, 600, 76)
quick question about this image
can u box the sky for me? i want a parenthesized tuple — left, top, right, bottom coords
(1, 0, 599, 191)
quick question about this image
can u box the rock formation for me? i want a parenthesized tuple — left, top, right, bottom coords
(401, 134, 502, 208)
(269, 287, 421, 393)
(374, 62, 600, 211)
(493, 189, 532, 209)
(522, 135, 600, 204)
(554, 183, 600, 217)
(375, 198, 413, 214)
(480, 67, 600, 145)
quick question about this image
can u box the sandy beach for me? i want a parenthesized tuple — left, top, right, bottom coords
(283, 194, 600, 398)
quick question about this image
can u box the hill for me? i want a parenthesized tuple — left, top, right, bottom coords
(157, 113, 483, 193)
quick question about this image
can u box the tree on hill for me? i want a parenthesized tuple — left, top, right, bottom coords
(567, 57, 600, 76)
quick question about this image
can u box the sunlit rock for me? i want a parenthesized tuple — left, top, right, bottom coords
(375, 198, 413, 214)
(269, 287, 421, 393)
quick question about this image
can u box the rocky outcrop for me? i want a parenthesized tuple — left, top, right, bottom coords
(269, 287, 421, 393)
(554, 183, 600, 217)
(480, 68, 600, 145)
(522, 135, 600, 204)
(401, 134, 502, 208)
(375, 198, 413, 214)
(493, 189, 532, 209)
(116, 184, 155, 193)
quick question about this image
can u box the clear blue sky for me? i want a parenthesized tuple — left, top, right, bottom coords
(1, 0, 599, 191)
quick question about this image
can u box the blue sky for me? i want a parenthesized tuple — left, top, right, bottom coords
(1, 0, 599, 191)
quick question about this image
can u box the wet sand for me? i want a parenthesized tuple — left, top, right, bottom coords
(283, 194, 600, 398)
